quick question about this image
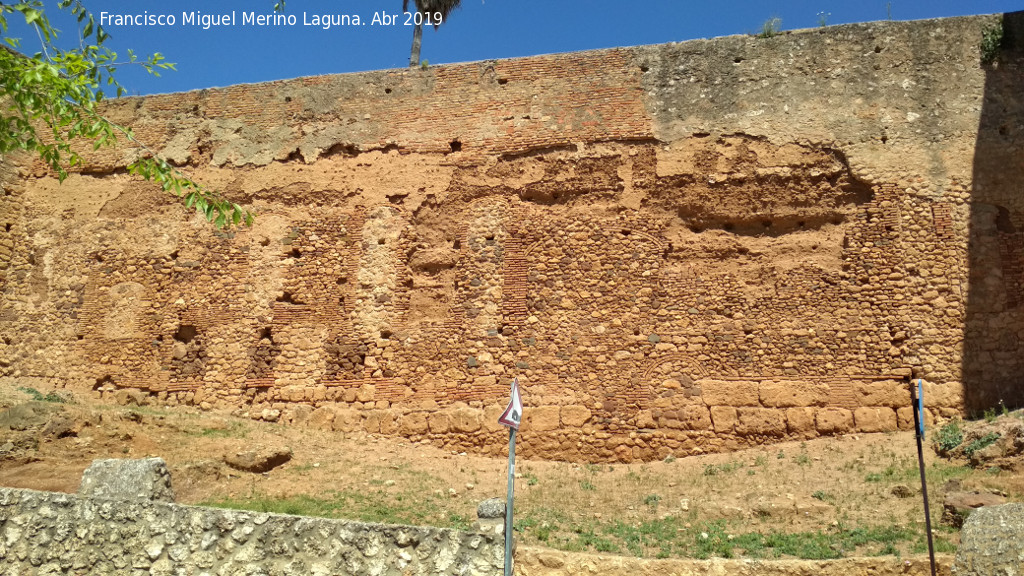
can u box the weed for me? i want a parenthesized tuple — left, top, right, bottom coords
(812, 490, 831, 501)
(514, 517, 536, 533)
(643, 494, 661, 507)
(17, 386, 65, 403)
(817, 11, 830, 27)
(754, 455, 768, 467)
(984, 408, 997, 423)
(981, 18, 1004, 64)
(963, 432, 1000, 458)
(580, 480, 596, 491)
(925, 461, 971, 483)
(573, 526, 619, 553)
(191, 422, 248, 438)
(777, 450, 785, 459)
(663, 454, 676, 463)
(758, 17, 782, 39)
(934, 418, 963, 453)
(704, 461, 743, 476)
(202, 487, 463, 529)
(694, 521, 735, 558)
(794, 452, 811, 467)
(536, 524, 553, 542)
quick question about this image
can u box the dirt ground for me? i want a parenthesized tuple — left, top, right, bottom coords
(0, 381, 1020, 561)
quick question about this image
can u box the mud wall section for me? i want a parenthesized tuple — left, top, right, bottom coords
(1, 14, 1022, 461)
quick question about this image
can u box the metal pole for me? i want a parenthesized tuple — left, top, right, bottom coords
(912, 379, 937, 576)
(504, 428, 517, 575)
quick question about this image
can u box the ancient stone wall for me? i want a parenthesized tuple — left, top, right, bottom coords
(0, 13, 1022, 461)
(0, 487, 502, 574)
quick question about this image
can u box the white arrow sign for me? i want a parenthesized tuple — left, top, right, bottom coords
(498, 377, 522, 430)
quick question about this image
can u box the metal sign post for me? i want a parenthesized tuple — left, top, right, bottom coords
(911, 379, 937, 576)
(498, 377, 523, 575)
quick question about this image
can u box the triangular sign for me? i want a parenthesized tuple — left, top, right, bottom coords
(498, 377, 523, 430)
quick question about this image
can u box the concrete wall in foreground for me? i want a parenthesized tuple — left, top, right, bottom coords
(1, 13, 1023, 461)
(0, 487, 503, 575)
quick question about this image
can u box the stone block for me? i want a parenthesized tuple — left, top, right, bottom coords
(853, 380, 908, 408)
(428, 412, 451, 434)
(710, 406, 737, 433)
(379, 410, 398, 435)
(473, 375, 497, 388)
(451, 407, 482, 433)
(701, 380, 759, 407)
(736, 408, 786, 436)
(225, 447, 292, 474)
(332, 409, 360, 432)
(923, 381, 964, 408)
(356, 384, 376, 403)
(79, 458, 175, 502)
(477, 498, 506, 519)
(816, 408, 853, 434)
(399, 412, 428, 435)
(785, 408, 817, 436)
(560, 405, 592, 427)
(853, 407, 897, 433)
(758, 380, 828, 407)
(307, 406, 336, 430)
(952, 502, 1024, 575)
(482, 404, 505, 432)
(943, 491, 1008, 528)
(896, 406, 915, 430)
(525, 406, 560, 432)
(635, 410, 656, 429)
(678, 405, 712, 430)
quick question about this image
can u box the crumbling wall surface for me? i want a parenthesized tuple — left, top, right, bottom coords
(0, 13, 1021, 461)
(0, 487, 502, 575)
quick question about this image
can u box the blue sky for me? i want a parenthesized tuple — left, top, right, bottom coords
(6, 1, 1023, 95)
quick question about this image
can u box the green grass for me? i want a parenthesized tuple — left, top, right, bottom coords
(201, 488, 469, 529)
(758, 17, 782, 38)
(187, 421, 249, 438)
(964, 432, 1000, 458)
(703, 461, 743, 476)
(934, 419, 963, 453)
(596, 517, 926, 560)
(17, 387, 65, 403)
(865, 459, 969, 485)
